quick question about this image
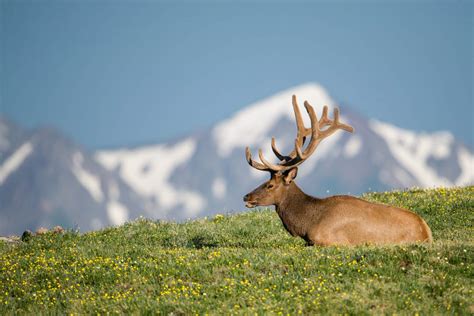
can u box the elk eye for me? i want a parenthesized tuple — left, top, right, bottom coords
(267, 184, 274, 189)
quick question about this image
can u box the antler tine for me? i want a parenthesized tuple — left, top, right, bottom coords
(280, 95, 312, 160)
(339, 123, 354, 133)
(296, 100, 320, 160)
(246, 147, 272, 171)
(333, 107, 354, 133)
(334, 108, 354, 133)
(294, 138, 305, 160)
(292, 95, 312, 148)
(258, 149, 285, 171)
(271, 137, 291, 162)
(319, 106, 332, 128)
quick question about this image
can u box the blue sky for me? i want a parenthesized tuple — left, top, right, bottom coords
(1, 1, 472, 148)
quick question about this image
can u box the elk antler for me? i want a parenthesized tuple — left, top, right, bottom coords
(245, 95, 354, 173)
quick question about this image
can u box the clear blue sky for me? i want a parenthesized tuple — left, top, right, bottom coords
(1, 1, 472, 148)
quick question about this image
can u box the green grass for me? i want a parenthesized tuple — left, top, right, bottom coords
(1, 186, 473, 315)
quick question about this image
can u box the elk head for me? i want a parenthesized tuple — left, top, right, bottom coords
(243, 95, 354, 208)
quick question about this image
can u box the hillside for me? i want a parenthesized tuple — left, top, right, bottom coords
(1, 186, 473, 314)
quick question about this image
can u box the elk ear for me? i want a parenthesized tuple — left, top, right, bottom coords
(283, 168, 298, 185)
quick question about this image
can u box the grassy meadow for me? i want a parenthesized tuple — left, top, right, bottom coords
(0, 186, 473, 314)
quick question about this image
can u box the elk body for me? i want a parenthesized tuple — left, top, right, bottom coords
(243, 95, 432, 246)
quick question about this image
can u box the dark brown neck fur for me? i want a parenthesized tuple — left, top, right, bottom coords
(274, 182, 322, 239)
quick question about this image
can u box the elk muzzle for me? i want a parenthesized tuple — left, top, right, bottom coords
(243, 193, 257, 208)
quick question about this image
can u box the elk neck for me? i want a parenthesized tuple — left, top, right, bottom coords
(276, 181, 318, 209)
(274, 182, 322, 238)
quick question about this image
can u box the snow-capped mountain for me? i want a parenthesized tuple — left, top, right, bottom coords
(1, 83, 472, 235)
(95, 83, 473, 221)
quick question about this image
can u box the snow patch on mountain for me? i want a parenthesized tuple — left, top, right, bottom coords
(456, 147, 474, 186)
(95, 138, 205, 217)
(344, 135, 362, 158)
(71, 152, 104, 202)
(212, 177, 227, 199)
(369, 120, 455, 187)
(107, 200, 129, 226)
(0, 142, 33, 185)
(180, 191, 206, 218)
(213, 83, 336, 157)
(104, 180, 129, 225)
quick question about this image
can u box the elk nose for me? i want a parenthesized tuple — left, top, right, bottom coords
(243, 194, 250, 202)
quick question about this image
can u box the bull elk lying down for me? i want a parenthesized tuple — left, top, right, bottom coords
(243, 95, 432, 246)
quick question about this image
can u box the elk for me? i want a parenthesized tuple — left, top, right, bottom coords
(243, 95, 432, 246)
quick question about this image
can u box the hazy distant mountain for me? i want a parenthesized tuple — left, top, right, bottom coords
(0, 118, 147, 235)
(1, 83, 472, 235)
